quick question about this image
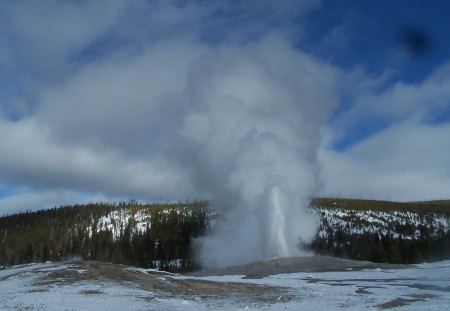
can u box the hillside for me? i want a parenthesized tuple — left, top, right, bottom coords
(1, 198, 450, 271)
(0, 200, 209, 271)
(311, 198, 450, 263)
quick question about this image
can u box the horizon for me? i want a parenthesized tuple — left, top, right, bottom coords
(2, 196, 450, 218)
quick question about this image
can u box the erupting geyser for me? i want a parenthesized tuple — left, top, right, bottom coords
(176, 35, 339, 268)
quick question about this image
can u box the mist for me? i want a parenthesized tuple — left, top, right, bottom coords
(173, 35, 340, 268)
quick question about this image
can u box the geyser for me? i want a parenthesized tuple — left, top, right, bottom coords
(176, 35, 339, 268)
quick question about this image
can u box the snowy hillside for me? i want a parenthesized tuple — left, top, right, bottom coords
(90, 202, 450, 241)
(0, 201, 210, 271)
(313, 206, 450, 240)
(94, 206, 195, 239)
(310, 201, 450, 264)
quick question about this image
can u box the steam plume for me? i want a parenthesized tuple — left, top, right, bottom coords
(175, 35, 339, 268)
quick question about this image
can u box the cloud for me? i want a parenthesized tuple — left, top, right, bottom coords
(0, 0, 126, 80)
(320, 121, 450, 201)
(333, 62, 450, 137)
(0, 190, 77, 216)
(320, 62, 450, 201)
(0, 0, 323, 216)
(0, 190, 123, 216)
(0, 0, 319, 80)
(36, 40, 205, 154)
(0, 118, 193, 201)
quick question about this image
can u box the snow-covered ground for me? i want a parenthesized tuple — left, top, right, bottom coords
(1, 260, 449, 310)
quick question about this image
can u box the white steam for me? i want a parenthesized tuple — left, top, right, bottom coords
(175, 35, 339, 268)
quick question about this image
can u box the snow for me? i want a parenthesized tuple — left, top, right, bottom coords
(92, 206, 196, 240)
(152, 259, 183, 269)
(313, 207, 450, 240)
(1, 261, 450, 310)
(0, 263, 153, 311)
(88, 205, 449, 250)
(96, 209, 152, 239)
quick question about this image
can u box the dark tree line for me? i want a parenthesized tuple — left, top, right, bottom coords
(308, 227, 450, 264)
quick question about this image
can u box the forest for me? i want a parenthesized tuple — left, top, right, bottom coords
(310, 198, 450, 264)
(0, 200, 209, 272)
(1, 198, 450, 272)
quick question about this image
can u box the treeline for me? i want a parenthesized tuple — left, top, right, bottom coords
(312, 198, 450, 215)
(2, 198, 450, 271)
(309, 229, 450, 264)
(0, 200, 209, 272)
(309, 198, 450, 264)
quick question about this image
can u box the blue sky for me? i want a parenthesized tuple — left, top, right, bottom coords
(1, 0, 450, 215)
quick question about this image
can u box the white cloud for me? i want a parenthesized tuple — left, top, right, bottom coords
(0, 190, 77, 216)
(334, 62, 450, 134)
(0, 190, 124, 216)
(36, 40, 205, 154)
(320, 62, 450, 201)
(0, 1, 126, 79)
(320, 121, 450, 201)
(0, 118, 193, 201)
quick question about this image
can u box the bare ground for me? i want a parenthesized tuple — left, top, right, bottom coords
(188, 255, 406, 278)
(31, 260, 295, 304)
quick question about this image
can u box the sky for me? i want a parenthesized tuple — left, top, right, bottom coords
(1, 0, 450, 215)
